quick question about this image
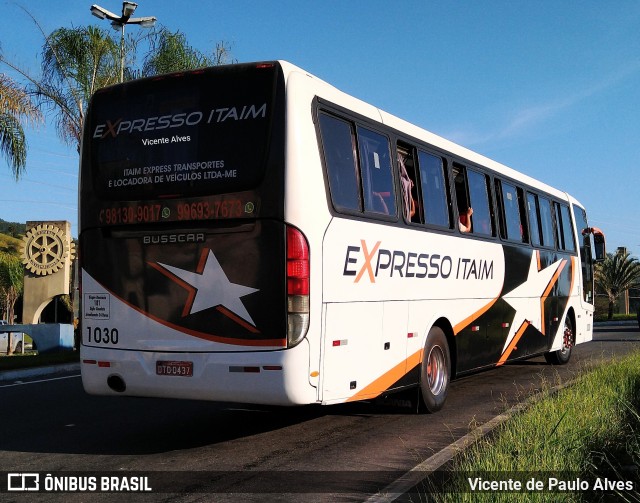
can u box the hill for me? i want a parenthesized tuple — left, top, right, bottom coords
(0, 219, 26, 237)
(0, 232, 22, 256)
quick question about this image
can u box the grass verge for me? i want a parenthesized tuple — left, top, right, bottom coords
(423, 351, 640, 502)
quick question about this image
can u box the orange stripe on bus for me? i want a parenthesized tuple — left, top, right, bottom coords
(497, 321, 530, 366)
(540, 259, 567, 335)
(346, 348, 423, 402)
(217, 306, 260, 334)
(543, 259, 567, 299)
(147, 261, 197, 317)
(95, 278, 282, 347)
(453, 296, 500, 336)
(568, 256, 576, 297)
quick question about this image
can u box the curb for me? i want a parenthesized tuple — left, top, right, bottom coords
(0, 362, 80, 383)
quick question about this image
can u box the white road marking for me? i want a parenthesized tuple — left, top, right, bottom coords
(0, 374, 81, 388)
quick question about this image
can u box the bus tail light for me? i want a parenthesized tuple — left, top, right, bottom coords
(286, 226, 309, 347)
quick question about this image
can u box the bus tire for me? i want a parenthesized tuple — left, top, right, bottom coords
(544, 316, 574, 365)
(418, 326, 451, 413)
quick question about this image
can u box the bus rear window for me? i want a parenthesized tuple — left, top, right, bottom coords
(85, 64, 281, 200)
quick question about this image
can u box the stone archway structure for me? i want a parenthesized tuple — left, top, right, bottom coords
(20, 221, 75, 324)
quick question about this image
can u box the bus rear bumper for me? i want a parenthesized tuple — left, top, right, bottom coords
(80, 341, 317, 406)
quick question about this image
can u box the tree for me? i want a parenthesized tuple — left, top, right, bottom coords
(1, 7, 235, 154)
(38, 26, 121, 150)
(0, 252, 24, 354)
(594, 250, 640, 320)
(141, 28, 234, 77)
(0, 71, 42, 180)
(1, 17, 120, 153)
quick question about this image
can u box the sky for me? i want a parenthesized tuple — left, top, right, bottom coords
(0, 0, 639, 257)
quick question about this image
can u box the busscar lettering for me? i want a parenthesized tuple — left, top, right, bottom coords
(142, 233, 206, 245)
(343, 240, 493, 283)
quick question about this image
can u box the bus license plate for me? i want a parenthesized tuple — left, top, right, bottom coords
(156, 361, 193, 377)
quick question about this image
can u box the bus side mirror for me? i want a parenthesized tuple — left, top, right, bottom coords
(594, 240, 606, 262)
(591, 227, 606, 262)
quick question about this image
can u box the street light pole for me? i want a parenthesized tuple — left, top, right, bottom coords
(90, 1, 157, 82)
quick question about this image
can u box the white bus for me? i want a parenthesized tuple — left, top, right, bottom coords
(79, 61, 605, 412)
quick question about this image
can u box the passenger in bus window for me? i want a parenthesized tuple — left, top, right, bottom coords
(459, 207, 473, 233)
(408, 193, 416, 218)
(398, 152, 417, 220)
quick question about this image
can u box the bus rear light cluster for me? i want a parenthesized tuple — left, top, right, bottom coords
(83, 359, 111, 368)
(286, 226, 310, 347)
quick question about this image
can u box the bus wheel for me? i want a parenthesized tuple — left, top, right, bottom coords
(418, 327, 451, 413)
(544, 316, 574, 365)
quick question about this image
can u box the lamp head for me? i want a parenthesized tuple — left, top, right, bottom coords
(122, 1, 138, 18)
(90, 4, 120, 22)
(90, 5, 108, 20)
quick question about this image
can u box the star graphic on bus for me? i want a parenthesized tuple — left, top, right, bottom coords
(151, 249, 259, 329)
(499, 251, 567, 364)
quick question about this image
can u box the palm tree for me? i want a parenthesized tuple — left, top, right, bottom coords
(595, 250, 640, 320)
(1, 21, 120, 153)
(141, 28, 234, 77)
(37, 26, 121, 150)
(1, 7, 235, 155)
(36, 26, 235, 151)
(0, 72, 42, 180)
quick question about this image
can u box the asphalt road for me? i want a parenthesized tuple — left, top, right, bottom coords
(0, 324, 638, 502)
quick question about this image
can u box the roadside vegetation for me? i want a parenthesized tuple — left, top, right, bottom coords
(0, 232, 22, 255)
(0, 350, 78, 371)
(425, 351, 640, 502)
(595, 251, 640, 321)
(594, 313, 638, 323)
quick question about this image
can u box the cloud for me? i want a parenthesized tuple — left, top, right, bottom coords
(444, 61, 640, 148)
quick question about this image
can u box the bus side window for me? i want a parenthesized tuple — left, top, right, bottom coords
(527, 192, 542, 247)
(452, 164, 471, 232)
(467, 169, 493, 236)
(556, 203, 576, 252)
(538, 195, 556, 248)
(418, 151, 451, 228)
(318, 113, 361, 212)
(397, 143, 422, 223)
(496, 180, 528, 243)
(357, 127, 396, 216)
(455, 164, 493, 236)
